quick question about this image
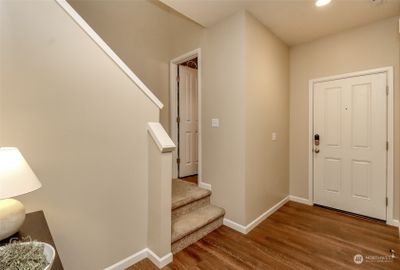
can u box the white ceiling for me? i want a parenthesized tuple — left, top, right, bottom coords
(159, 0, 400, 45)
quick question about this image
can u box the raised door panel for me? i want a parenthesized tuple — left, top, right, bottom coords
(323, 158, 342, 193)
(351, 160, 371, 200)
(351, 83, 372, 149)
(324, 87, 342, 147)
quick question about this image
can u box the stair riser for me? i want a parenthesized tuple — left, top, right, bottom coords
(172, 196, 211, 219)
(172, 217, 223, 254)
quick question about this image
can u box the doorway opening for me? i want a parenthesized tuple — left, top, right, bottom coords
(170, 49, 205, 188)
(177, 58, 198, 183)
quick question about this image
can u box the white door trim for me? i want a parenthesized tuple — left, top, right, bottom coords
(308, 66, 396, 226)
(170, 49, 207, 189)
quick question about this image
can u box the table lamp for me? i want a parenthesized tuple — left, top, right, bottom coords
(0, 147, 42, 241)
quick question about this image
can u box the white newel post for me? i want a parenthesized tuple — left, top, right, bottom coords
(147, 122, 175, 268)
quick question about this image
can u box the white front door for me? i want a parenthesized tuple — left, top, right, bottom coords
(313, 72, 387, 220)
(178, 65, 198, 177)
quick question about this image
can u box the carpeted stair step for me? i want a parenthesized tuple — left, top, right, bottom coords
(171, 205, 225, 253)
(172, 179, 211, 209)
(172, 179, 211, 218)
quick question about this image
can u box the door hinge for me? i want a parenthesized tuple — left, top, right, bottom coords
(176, 75, 180, 82)
(176, 158, 180, 164)
(386, 141, 389, 151)
(386, 197, 388, 206)
(386, 85, 389, 95)
(176, 116, 180, 123)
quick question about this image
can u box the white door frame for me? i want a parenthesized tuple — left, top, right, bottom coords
(170, 49, 208, 189)
(308, 66, 396, 226)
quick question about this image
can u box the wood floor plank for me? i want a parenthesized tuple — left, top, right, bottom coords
(126, 202, 400, 270)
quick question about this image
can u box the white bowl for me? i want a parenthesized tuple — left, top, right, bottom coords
(41, 242, 56, 270)
(0, 241, 55, 269)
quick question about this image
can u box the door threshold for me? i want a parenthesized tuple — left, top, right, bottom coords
(314, 204, 386, 224)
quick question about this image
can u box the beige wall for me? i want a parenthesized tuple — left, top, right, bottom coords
(244, 13, 290, 224)
(171, 11, 291, 225)
(201, 12, 247, 224)
(289, 16, 400, 219)
(68, 0, 203, 133)
(0, 1, 159, 269)
(169, 7, 205, 60)
(70, 2, 291, 225)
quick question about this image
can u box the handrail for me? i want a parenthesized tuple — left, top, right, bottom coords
(55, 0, 164, 109)
(148, 122, 176, 153)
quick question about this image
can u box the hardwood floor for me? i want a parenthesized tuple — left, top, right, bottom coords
(179, 175, 198, 184)
(127, 201, 400, 269)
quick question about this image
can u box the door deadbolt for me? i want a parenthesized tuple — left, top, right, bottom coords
(314, 134, 320, 146)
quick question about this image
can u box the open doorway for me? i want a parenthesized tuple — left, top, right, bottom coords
(177, 58, 198, 182)
(170, 49, 205, 188)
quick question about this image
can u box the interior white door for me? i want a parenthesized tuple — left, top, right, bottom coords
(178, 65, 198, 177)
(313, 72, 387, 220)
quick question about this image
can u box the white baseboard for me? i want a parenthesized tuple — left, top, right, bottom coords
(289, 195, 313, 205)
(104, 248, 148, 270)
(104, 248, 172, 270)
(224, 196, 289, 234)
(245, 196, 289, 233)
(147, 249, 173, 269)
(223, 218, 247, 234)
(198, 181, 211, 191)
(387, 219, 399, 228)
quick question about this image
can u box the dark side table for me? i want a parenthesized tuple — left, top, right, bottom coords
(0, 211, 64, 270)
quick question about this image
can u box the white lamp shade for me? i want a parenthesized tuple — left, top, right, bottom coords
(0, 147, 42, 199)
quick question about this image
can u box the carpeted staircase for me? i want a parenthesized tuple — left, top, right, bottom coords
(171, 179, 225, 253)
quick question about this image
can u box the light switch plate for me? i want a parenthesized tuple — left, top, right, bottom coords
(211, 118, 219, 128)
(272, 132, 277, 141)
